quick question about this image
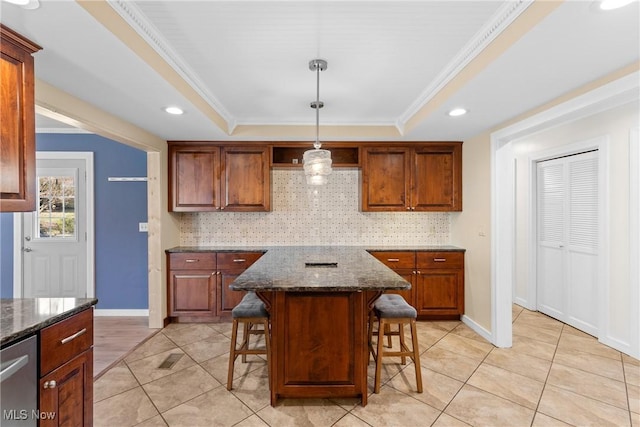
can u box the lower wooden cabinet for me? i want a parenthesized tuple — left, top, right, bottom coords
(369, 250, 464, 319)
(39, 308, 94, 427)
(416, 251, 464, 317)
(39, 349, 93, 427)
(167, 251, 263, 321)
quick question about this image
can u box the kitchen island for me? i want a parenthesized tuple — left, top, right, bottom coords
(230, 246, 410, 406)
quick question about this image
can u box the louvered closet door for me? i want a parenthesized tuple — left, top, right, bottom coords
(536, 150, 599, 336)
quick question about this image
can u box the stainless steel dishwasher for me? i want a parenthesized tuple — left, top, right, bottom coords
(1, 335, 37, 427)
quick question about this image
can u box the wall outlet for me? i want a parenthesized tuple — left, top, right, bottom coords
(139, 222, 148, 232)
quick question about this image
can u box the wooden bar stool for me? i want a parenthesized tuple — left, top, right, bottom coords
(368, 294, 423, 394)
(227, 292, 270, 390)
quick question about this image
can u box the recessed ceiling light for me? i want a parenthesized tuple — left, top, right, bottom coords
(164, 106, 184, 115)
(599, 0, 634, 10)
(3, 0, 40, 9)
(448, 108, 467, 117)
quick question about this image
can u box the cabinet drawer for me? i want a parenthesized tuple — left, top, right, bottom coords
(169, 253, 216, 270)
(417, 251, 464, 269)
(217, 252, 263, 270)
(40, 308, 93, 376)
(369, 251, 415, 269)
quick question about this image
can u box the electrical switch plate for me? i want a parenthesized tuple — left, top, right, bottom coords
(139, 222, 148, 232)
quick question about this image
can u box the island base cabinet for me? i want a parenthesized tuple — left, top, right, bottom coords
(267, 291, 368, 406)
(39, 348, 93, 427)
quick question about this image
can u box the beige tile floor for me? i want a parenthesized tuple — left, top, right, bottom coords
(94, 305, 640, 427)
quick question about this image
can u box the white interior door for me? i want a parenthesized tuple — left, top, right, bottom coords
(22, 157, 89, 298)
(537, 150, 599, 336)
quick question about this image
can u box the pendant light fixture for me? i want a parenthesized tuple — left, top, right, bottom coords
(303, 59, 332, 185)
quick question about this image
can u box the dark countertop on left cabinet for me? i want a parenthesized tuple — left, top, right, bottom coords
(0, 298, 98, 347)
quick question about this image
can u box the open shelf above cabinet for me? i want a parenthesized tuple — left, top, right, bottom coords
(271, 144, 360, 167)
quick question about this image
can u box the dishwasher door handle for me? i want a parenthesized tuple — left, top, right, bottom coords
(0, 355, 29, 384)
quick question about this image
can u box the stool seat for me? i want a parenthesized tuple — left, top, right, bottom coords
(232, 292, 269, 318)
(374, 294, 417, 318)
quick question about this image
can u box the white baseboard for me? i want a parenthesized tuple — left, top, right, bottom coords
(599, 334, 637, 359)
(461, 314, 494, 345)
(513, 297, 533, 311)
(94, 309, 149, 317)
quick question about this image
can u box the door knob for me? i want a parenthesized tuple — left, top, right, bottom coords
(23, 247, 33, 252)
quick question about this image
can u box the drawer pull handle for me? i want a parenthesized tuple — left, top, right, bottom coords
(387, 258, 400, 262)
(233, 259, 246, 263)
(433, 258, 447, 262)
(185, 259, 199, 263)
(61, 328, 87, 345)
(43, 380, 57, 389)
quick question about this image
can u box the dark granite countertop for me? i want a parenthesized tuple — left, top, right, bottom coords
(166, 246, 268, 253)
(230, 246, 411, 292)
(1, 298, 98, 348)
(166, 245, 465, 253)
(365, 245, 465, 252)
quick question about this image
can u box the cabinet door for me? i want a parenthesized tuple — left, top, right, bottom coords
(218, 270, 246, 316)
(39, 348, 93, 427)
(362, 147, 411, 211)
(169, 145, 220, 211)
(0, 26, 40, 212)
(168, 270, 216, 316)
(220, 146, 270, 211)
(416, 270, 463, 316)
(384, 269, 416, 308)
(216, 252, 263, 315)
(412, 144, 462, 211)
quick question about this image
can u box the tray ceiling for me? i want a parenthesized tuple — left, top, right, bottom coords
(2, 0, 638, 141)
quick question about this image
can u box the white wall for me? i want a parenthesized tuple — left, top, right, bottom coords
(180, 169, 451, 246)
(512, 100, 639, 355)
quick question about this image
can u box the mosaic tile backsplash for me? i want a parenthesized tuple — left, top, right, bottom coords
(180, 169, 450, 246)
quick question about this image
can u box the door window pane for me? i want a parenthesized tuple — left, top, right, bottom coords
(37, 175, 76, 239)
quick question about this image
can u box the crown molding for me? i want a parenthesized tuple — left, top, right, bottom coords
(36, 127, 92, 134)
(108, 0, 234, 130)
(398, 0, 534, 129)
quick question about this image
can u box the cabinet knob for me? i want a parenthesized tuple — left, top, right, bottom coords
(43, 380, 57, 389)
(406, 207, 411, 211)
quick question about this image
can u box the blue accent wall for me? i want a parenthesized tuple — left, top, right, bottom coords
(0, 133, 148, 309)
(0, 213, 14, 298)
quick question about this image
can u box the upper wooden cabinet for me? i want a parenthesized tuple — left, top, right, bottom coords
(169, 142, 271, 212)
(0, 25, 42, 212)
(362, 142, 462, 212)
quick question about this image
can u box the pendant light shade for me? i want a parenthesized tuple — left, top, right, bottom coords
(303, 59, 332, 185)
